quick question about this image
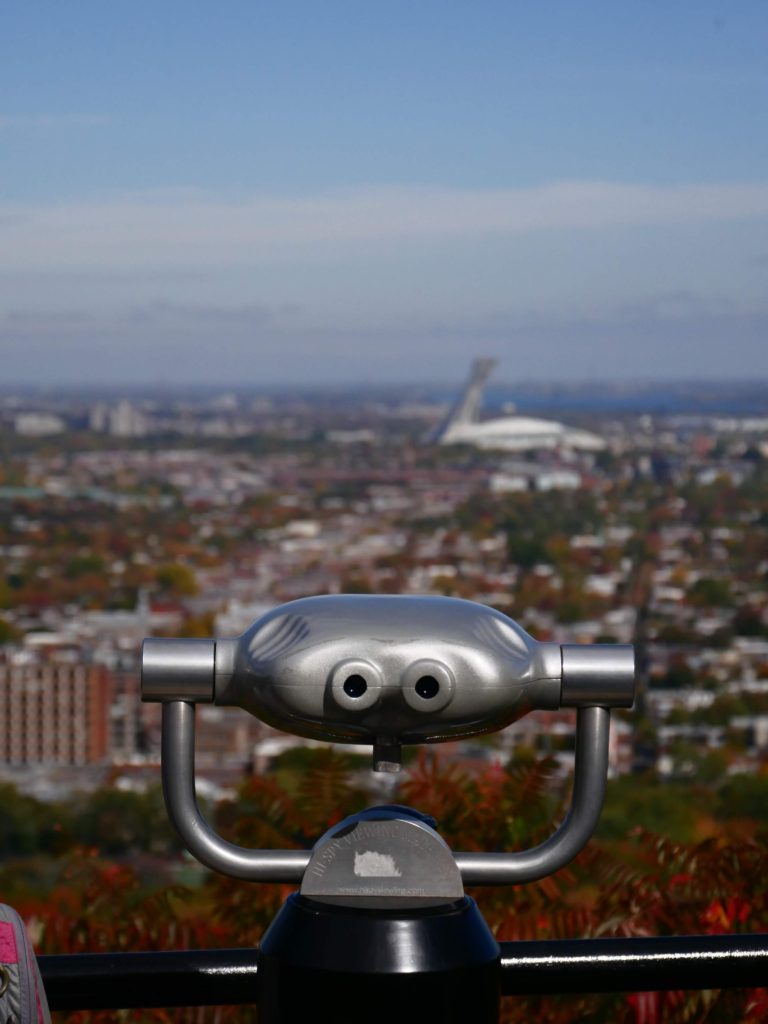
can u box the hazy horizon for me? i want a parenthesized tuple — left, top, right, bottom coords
(3, 375, 767, 408)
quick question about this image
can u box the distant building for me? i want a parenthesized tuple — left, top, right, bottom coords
(88, 402, 109, 432)
(14, 413, 66, 436)
(489, 464, 582, 494)
(326, 429, 377, 444)
(534, 468, 582, 491)
(0, 650, 110, 766)
(109, 400, 148, 437)
(489, 471, 529, 493)
(436, 359, 605, 452)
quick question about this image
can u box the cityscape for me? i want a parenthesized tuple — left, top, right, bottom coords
(2, 364, 767, 814)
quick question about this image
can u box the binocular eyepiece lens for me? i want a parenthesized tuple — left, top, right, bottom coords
(415, 675, 440, 700)
(343, 674, 368, 699)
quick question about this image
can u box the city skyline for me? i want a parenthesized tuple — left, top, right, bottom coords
(2, 1, 768, 384)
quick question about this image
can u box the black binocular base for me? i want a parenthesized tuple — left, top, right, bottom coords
(257, 894, 500, 1024)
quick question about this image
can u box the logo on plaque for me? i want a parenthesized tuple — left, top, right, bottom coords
(354, 851, 402, 878)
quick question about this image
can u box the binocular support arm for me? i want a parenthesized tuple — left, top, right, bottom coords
(160, 700, 610, 885)
(162, 701, 310, 882)
(455, 705, 608, 885)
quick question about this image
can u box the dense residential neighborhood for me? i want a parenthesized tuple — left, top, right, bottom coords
(1, 387, 767, 802)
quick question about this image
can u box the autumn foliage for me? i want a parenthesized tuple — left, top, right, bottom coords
(7, 749, 768, 1023)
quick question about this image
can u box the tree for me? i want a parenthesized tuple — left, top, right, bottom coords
(717, 774, 768, 823)
(0, 784, 69, 857)
(733, 605, 767, 637)
(71, 786, 179, 856)
(155, 563, 198, 596)
(0, 616, 20, 644)
(687, 577, 732, 607)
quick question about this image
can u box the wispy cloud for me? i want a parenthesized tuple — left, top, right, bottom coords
(0, 113, 110, 130)
(2, 300, 300, 333)
(2, 180, 768, 274)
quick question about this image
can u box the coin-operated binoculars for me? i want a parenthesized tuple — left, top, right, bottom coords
(143, 595, 634, 1023)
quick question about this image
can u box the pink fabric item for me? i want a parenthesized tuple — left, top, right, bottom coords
(0, 904, 51, 1024)
(26, 944, 45, 1024)
(0, 921, 18, 964)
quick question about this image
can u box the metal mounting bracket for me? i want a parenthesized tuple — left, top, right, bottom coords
(159, 700, 609, 885)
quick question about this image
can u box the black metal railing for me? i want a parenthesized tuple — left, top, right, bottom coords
(39, 934, 768, 1011)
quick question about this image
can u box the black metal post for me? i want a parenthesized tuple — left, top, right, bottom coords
(257, 893, 500, 1024)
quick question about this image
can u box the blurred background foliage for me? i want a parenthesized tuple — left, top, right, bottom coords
(3, 750, 768, 1022)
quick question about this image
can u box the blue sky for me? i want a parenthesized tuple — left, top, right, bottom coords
(2, 1, 767, 385)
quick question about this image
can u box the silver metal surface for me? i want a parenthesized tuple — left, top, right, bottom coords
(214, 595, 563, 748)
(560, 644, 635, 708)
(329, 658, 384, 711)
(301, 806, 464, 908)
(161, 701, 309, 881)
(455, 706, 609, 884)
(159, 698, 610, 886)
(401, 658, 456, 712)
(142, 639, 215, 703)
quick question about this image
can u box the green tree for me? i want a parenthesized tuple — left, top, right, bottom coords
(64, 554, 105, 580)
(155, 563, 199, 596)
(717, 774, 768, 822)
(687, 577, 732, 607)
(72, 786, 179, 856)
(0, 616, 20, 644)
(0, 784, 69, 857)
(596, 774, 700, 843)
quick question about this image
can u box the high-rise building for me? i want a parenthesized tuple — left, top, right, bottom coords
(0, 651, 110, 766)
(108, 399, 148, 437)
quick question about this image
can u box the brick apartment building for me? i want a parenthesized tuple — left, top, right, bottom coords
(0, 648, 110, 765)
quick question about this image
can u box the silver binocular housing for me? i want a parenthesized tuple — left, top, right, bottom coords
(142, 595, 634, 887)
